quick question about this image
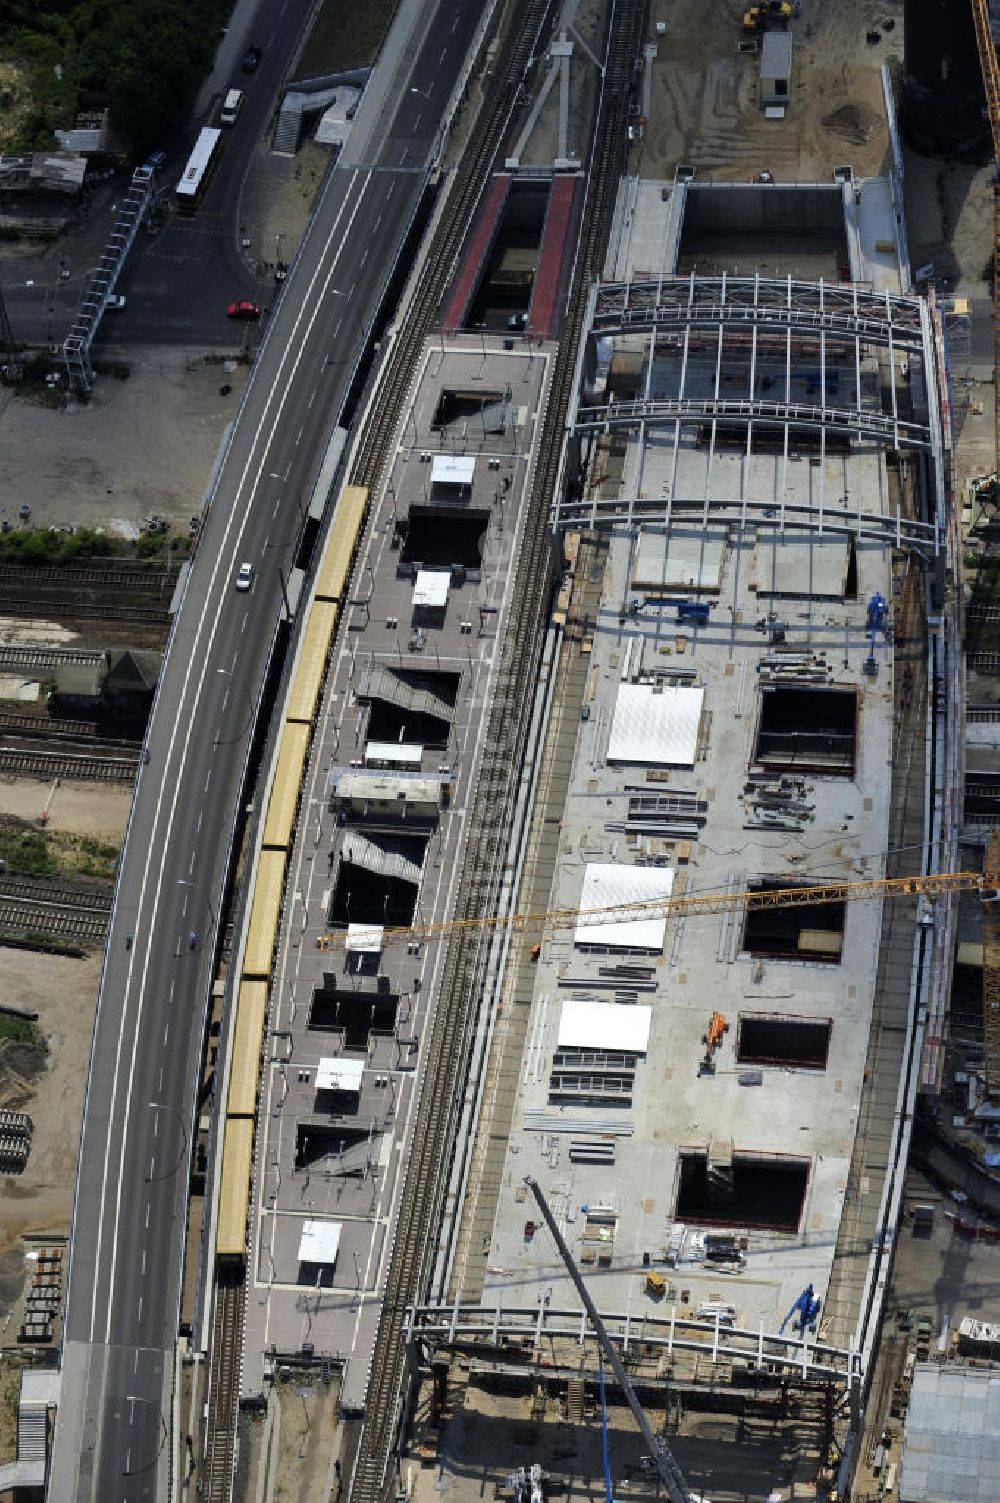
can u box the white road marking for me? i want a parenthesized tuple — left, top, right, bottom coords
(92, 169, 374, 1346)
(296, 425, 304, 445)
(308, 387, 317, 409)
(333, 319, 342, 339)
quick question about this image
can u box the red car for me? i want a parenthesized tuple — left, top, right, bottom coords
(227, 300, 262, 320)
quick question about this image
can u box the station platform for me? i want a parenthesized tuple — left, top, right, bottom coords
(442, 174, 511, 331)
(527, 174, 579, 338)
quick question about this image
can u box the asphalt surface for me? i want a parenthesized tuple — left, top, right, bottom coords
(48, 2, 485, 1498)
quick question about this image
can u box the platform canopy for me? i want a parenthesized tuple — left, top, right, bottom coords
(345, 922, 384, 953)
(607, 682, 703, 767)
(316, 1057, 364, 1093)
(431, 454, 475, 488)
(413, 569, 450, 609)
(573, 862, 674, 951)
(558, 999, 652, 1054)
(298, 1219, 341, 1266)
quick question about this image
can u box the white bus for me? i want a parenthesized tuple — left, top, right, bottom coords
(220, 89, 244, 126)
(175, 127, 223, 213)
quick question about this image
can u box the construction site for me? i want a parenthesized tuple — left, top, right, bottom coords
(7, 0, 1000, 1502)
(210, 1, 993, 1500)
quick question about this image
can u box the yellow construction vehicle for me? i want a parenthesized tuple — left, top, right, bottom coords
(743, 1, 792, 32)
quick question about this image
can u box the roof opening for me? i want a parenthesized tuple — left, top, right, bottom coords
(674, 1151, 809, 1232)
(742, 879, 845, 962)
(295, 1123, 375, 1171)
(359, 666, 459, 750)
(308, 986, 398, 1048)
(431, 387, 507, 434)
(329, 833, 427, 929)
(754, 684, 857, 776)
(736, 1014, 832, 1069)
(398, 506, 490, 569)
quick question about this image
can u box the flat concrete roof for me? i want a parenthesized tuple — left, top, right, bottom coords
(900, 1364, 1000, 1503)
(241, 334, 556, 1407)
(481, 196, 917, 1337)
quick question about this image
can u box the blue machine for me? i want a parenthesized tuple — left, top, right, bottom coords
(630, 596, 710, 626)
(864, 592, 888, 677)
(779, 1282, 822, 1335)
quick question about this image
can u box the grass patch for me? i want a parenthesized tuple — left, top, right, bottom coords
(296, 0, 397, 75)
(0, 818, 118, 883)
(0, 1013, 37, 1045)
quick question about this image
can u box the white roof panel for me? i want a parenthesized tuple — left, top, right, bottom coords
(298, 1219, 341, 1265)
(345, 922, 384, 953)
(573, 863, 674, 951)
(558, 999, 652, 1054)
(316, 1057, 364, 1092)
(413, 569, 450, 608)
(432, 454, 475, 487)
(365, 741, 423, 768)
(607, 682, 703, 767)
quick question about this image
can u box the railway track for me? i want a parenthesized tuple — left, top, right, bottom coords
(0, 747, 139, 783)
(0, 875, 111, 911)
(0, 562, 179, 594)
(0, 893, 108, 944)
(0, 711, 99, 739)
(203, 1273, 244, 1503)
(346, 3, 647, 1503)
(0, 596, 170, 627)
(0, 645, 105, 672)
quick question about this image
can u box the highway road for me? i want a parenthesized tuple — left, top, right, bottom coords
(48, 2, 486, 1497)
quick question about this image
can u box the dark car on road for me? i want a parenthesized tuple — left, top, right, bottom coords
(241, 45, 262, 73)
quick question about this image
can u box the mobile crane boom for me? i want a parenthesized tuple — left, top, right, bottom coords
(525, 1177, 697, 1503)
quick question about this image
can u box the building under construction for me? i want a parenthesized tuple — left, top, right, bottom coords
(402, 101, 962, 1503)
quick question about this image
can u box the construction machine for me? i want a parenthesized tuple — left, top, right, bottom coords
(525, 1177, 705, 1503)
(742, 1, 792, 33)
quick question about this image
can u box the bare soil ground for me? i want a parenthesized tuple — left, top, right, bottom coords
(0, 348, 249, 536)
(0, 781, 126, 1325)
(0, 780, 129, 847)
(239, 1374, 341, 1503)
(642, 0, 901, 182)
(0, 949, 102, 1287)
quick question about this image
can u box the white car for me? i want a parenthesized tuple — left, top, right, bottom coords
(235, 562, 254, 592)
(107, 294, 126, 311)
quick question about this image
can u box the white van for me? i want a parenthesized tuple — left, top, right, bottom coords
(220, 89, 244, 127)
